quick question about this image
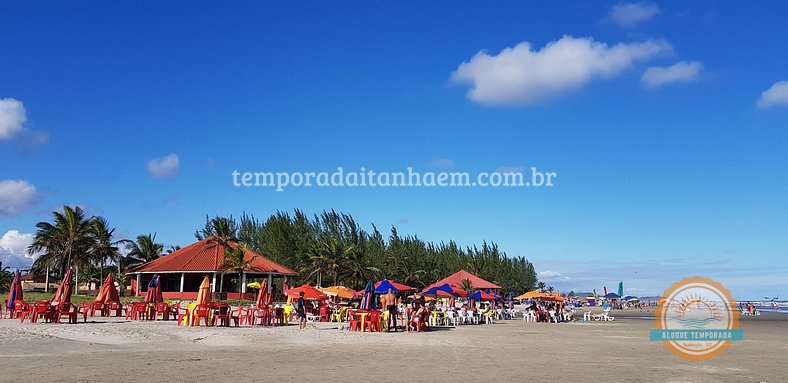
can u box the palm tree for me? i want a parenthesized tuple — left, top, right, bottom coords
(125, 233, 164, 263)
(220, 244, 256, 293)
(166, 245, 181, 254)
(29, 206, 95, 292)
(90, 217, 123, 284)
(0, 262, 13, 292)
(459, 278, 474, 294)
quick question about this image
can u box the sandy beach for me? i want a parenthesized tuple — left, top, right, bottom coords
(1, 308, 786, 383)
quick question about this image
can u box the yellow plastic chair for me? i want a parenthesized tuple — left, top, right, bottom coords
(331, 307, 347, 322)
(283, 304, 294, 324)
(381, 310, 390, 331)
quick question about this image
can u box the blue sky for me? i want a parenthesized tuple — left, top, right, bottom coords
(2, 2, 787, 299)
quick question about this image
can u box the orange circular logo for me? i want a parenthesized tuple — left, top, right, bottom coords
(654, 277, 740, 361)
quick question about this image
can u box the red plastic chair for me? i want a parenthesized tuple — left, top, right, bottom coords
(13, 301, 31, 320)
(212, 304, 231, 327)
(271, 307, 285, 326)
(128, 302, 148, 321)
(89, 301, 106, 317)
(192, 304, 211, 327)
(176, 305, 191, 326)
(28, 301, 54, 323)
(349, 311, 363, 331)
(154, 302, 170, 321)
(106, 301, 124, 317)
(319, 305, 331, 322)
(369, 310, 384, 332)
(252, 307, 270, 326)
(55, 303, 78, 324)
(230, 307, 247, 327)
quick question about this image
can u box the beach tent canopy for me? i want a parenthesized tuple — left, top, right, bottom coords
(94, 274, 120, 304)
(421, 283, 455, 297)
(196, 276, 212, 305)
(374, 279, 415, 294)
(6, 271, 23, 310)
(128, 236, 297, 276)
(515, 291, 549, 300)
(424, 269, 501, 291)
(359, 280, 376, 310)
(603, 293, 621, 299)
(319, 286, 357, 299)
(471, 290, 496, 301)
(51, 268, 74, 306)
(286, 284, 329, 300)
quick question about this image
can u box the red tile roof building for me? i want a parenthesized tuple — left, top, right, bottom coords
(127, 237, 297, 300)
(424, 269, 501, 291)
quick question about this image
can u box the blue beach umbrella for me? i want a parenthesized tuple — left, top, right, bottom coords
(467, 289, 476, 309)
(603, 292, 621, 300)
(360, 280, 376, 310)
(7, 271, 22, 310)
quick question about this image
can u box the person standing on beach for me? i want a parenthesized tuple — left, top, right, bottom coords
(296, 292, 307, 329)
(384, 288, 398, 332)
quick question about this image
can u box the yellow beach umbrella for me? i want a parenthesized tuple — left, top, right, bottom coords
(196, 276, 212, 306)
(319, 285, 356, 299)
(246, 281, 261, 289)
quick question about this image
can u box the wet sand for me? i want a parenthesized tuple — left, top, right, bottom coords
(1, 308, 786, 382)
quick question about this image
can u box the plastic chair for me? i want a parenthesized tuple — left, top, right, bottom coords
(106, 301, 124, 317)
(25, 301, 54, 323)
(192, 304, 211, 327)
(153, 302, 169, 320)
(230, 307, 247, 327)
(212, 304, 231, 327)
(349, 311, 363, 331)
(177, 304, 193, 326)
(13, 301, 31, 320)
(271, 307, 285, 326)
(55, 303, 78, 324)
(367, 310, 382, 332)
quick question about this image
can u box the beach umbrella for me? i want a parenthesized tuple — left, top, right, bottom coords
(155, 276, 163, 303)
(319, 286, 357, 299)
(617, 282, 624, 298)
(6, 271, 23, 310)
(515, 290, 548, 300)
(196, 276, 212, 306)
(286, 284, 329, 300)
(359, 280, 376, 310)
(268, 284, 276, 304)
(421, 283, 455, 297)
(603, 292, 621, 300)
(246, 281, 261, 289)
(472, 290, 495, 301)
(374, 279, 415, 294)
(95, 274, 120, 304)
(51, 268, 74, 307)
(467, 289, 476, 309)
(256, 280, 269, 307)
(144, 276, 160, 304)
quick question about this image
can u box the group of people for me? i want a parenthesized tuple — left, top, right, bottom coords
(523, 302, 574, 323)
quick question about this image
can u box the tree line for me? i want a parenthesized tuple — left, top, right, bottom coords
(23, 206, 539, 295)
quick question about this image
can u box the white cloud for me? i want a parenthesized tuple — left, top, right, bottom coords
(451, 36, 671, 105)
(605, 2, 661, 28)
(147, 154, 180, 179)
(757, 80, 788, 109)
(0, 230, 38, 267)
(0, 180, 40, 217)
(0, 98, 27, 140)
(539, 270, 570, 281)
(641, 61, 702, 88)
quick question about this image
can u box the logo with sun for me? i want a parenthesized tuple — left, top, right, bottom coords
(654, 277, 739, 361)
